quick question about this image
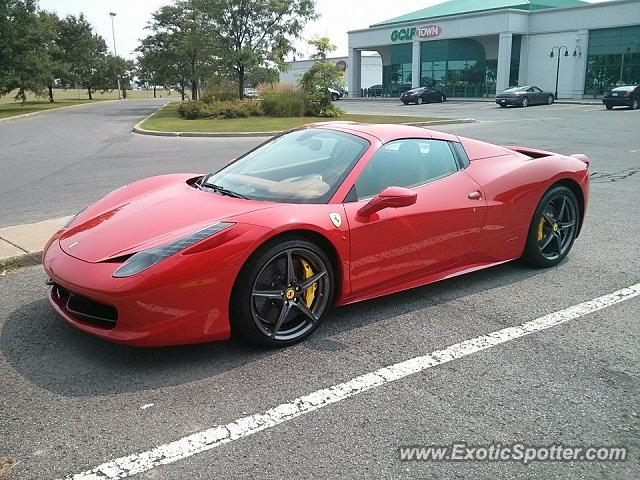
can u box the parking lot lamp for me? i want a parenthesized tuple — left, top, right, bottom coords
(109, 12, 122, 99)
(550, 45, 569, 100)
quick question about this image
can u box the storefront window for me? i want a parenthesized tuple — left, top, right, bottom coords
(419, 38, 488, 97)
(381, 43, 412, 96)
(585, 26, 640, 97)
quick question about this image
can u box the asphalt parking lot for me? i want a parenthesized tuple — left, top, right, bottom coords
(1, 99, 639, 479)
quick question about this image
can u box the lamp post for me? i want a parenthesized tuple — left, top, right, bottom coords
(109, 12, 122, 99)
(550, 45, 569, 100)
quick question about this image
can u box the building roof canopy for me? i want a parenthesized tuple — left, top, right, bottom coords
(371, 0, 587, 27)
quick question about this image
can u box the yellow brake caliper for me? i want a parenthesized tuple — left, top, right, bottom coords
(537, 216, 545, 241)
(300, 259, 317, 308)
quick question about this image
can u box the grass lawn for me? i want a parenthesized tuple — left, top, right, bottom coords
(0, 88, 182, 120)
(140, 103, 451, 133)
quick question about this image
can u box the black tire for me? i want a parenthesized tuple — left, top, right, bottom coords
(521, 185, 580, 268)
(630, 98, 639, 110)
(331, 93, 339, 101)
(230, 237, 335, 347)
(418, 97, 424, 105)
(605, 104, 613, 110)
(402, 101, 408, 105)
(440, 95, 445, 103)
(499, 103, 507, 108)
(547, 95, 554, 105)
(521, 96, 529, 107)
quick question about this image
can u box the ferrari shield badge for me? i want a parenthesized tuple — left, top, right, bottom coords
(329, 212, 342, 228)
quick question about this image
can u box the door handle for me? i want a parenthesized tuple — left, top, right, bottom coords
(468, 191, 482, 200)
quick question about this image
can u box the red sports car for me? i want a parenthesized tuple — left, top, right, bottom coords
(43, 123, 590, 347)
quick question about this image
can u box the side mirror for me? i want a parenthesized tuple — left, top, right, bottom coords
(357, 186, 417, 217)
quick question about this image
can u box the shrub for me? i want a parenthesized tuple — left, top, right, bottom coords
(257, 83, 305, 117)
(304, 91, 344, 117)
(176, 100, 211, 119)
(215, 100, 263, 119)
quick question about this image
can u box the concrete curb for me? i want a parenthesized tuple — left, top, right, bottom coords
(132, 117, 477, 138)
(0, 216, 71, 272)
(0, 251, 43, 271)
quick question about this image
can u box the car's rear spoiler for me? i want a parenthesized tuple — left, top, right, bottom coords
(503, 146, 591, 166)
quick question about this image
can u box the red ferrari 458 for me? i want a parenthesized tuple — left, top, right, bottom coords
(43, 123, 589, 347)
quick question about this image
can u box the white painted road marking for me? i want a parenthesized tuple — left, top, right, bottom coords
(63, 282, 640, 480)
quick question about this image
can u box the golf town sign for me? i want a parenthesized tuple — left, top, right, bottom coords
(391, 24, 442, 42)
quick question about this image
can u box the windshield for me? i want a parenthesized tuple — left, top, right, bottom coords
(205, 128, 370, 204)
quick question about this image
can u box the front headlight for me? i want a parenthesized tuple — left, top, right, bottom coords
(112, 222, 234, 278)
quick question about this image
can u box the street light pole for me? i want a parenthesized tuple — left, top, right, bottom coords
(109, 12, 122, 99)
(549, 45, 569, 100)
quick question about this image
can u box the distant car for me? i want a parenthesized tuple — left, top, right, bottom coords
(367, 84, 384, 97)
(327, 87, 344, 101)
(401, 87, 447, 105)
(496, 86, 554, 107)
(602, 85, 640, 110)
(243, 87, 259, 99)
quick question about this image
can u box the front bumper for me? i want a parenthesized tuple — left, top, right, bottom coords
(43, 225, 269, 346)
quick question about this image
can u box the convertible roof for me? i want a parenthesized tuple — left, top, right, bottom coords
(311, 122, 459, 144)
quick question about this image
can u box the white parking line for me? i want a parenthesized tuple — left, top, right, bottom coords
(64, 282, 640, 480)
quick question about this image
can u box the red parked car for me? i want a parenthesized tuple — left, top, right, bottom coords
(44, 123, 589, 347)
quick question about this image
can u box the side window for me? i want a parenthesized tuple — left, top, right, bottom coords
(354, 139, 459, 200)
(527, 87, 535, 92)
(533, 86, 542, 93)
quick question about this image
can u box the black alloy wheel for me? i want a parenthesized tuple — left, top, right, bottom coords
(231, 239, 334, 346)
(522, 185, 580, 267)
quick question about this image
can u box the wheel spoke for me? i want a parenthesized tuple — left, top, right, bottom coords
(540, 232, 555, 250)
(286, 249, 296, 285)
(293, 300, 317, 323)
(543, 212, 556, 226)
(558, 196, 567, 221)
(252, 289, 282, 299)
(298, 270, 326, 290)
(554, 231, 562, 252)
(271, 303, 291, 337)
(559, 221, 575, 230)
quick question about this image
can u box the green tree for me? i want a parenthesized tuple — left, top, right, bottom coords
(141, 2, 217, 100)
(308, 36, 335, 61)
(136, 32, 184, 99)
(194, 0, 316, 98)
(56, 14, 108, 99)
(99, 55, 135, 98)
(299, 37, 344, 116)
(0, 0, 57, 102)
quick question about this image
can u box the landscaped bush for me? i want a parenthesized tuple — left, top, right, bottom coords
(176, 100, 211, 119)
(214, 99, 263, 118)
(257, 83, 305, 117)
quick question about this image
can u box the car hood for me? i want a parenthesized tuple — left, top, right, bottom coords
(59, 174, 275, 263)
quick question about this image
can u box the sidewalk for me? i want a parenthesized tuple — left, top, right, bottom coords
(0, 216, 71, 270)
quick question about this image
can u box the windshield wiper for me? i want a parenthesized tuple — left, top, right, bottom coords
(199, 181, 248, 199)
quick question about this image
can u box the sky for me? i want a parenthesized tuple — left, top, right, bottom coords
(37, 0, 452, 59)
